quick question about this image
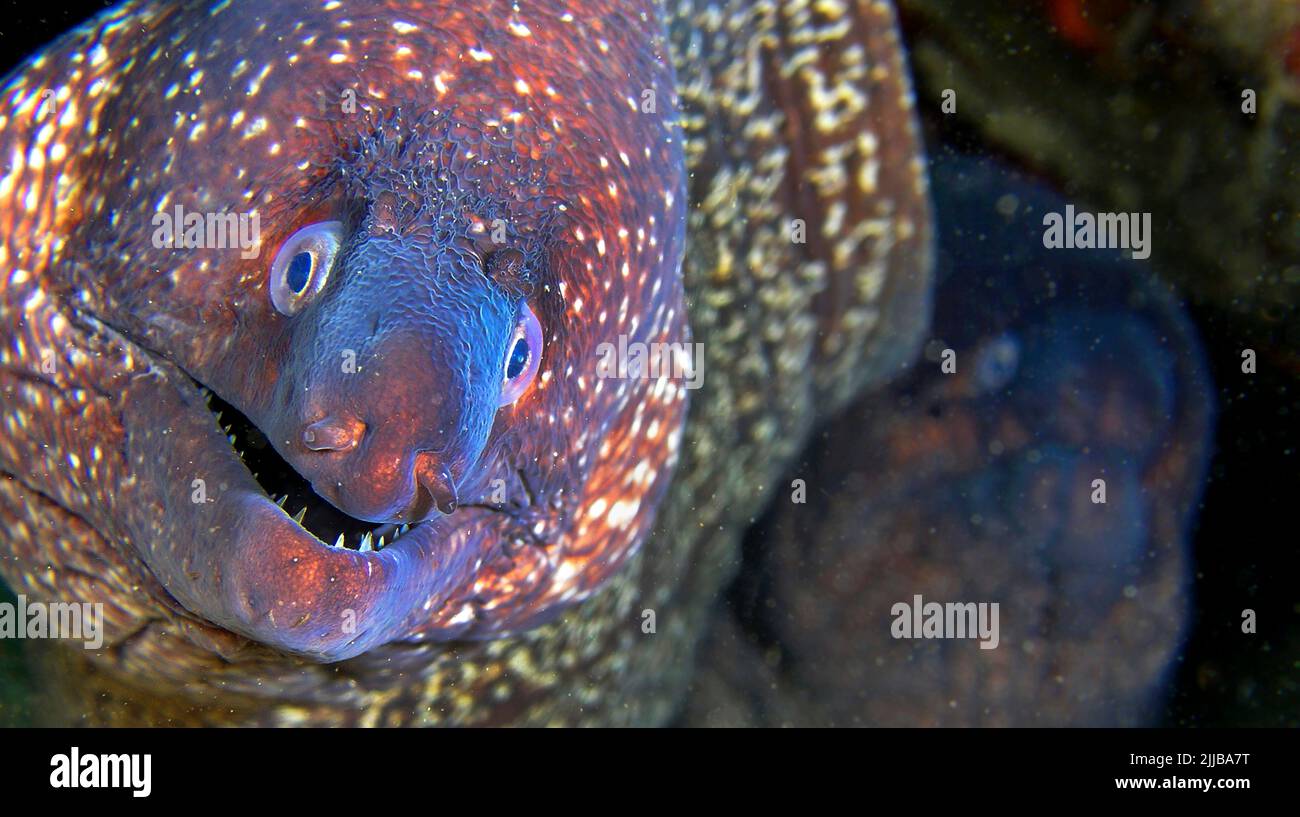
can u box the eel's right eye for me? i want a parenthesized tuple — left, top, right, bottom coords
(499, 302, 543, 406)
(270, 221, 343, 315)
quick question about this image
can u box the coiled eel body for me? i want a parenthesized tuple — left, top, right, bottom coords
(0, 0, 932, 725)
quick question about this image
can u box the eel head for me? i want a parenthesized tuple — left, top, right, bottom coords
(7, 1, 689, 662)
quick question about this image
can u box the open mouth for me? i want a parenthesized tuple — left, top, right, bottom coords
(204, 390, 413, 552)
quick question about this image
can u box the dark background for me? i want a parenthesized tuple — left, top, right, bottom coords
(0, 0, 1294, 727)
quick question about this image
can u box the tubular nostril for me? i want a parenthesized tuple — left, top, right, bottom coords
(301, 417, 364, 452)
(416, 455, 459, 515)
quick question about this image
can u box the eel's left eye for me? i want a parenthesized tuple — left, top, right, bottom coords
(269, 221, 343, 315)
(499, 302, 542, 406)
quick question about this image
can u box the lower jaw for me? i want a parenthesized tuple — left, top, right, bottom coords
(206, 389, 420, 553)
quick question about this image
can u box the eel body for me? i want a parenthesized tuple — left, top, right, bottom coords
(688, 156, 1214, 726)
(0, 0, 932, 724)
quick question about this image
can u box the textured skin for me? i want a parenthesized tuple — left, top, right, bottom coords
(0, 0, 931, 724)
(687, 157, 1214, 727)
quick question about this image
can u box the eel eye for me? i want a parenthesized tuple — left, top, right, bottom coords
(270, 221, 343, 315)
(499, 302, 542, 406)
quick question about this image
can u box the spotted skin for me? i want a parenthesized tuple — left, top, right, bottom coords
(0, 0, 931, 725)
(687, 158, 1214, 727)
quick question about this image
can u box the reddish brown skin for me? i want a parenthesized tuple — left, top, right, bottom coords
(0, 0, 689, 663)
(0, 0, 939, 725)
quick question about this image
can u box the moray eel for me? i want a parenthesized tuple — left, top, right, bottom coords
(1, 0, 691, 660)
(0, 0, 932, 725)
(688, 156, 1214, 726)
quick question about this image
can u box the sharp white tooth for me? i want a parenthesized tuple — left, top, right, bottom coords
(276, 495, 288, 507)
(292, 507, 307, 524)
(228, 435, 237, 446)
(332, 533, 345, 548)
(377, 535, 386, 550)
(359, 533, 373, 552)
